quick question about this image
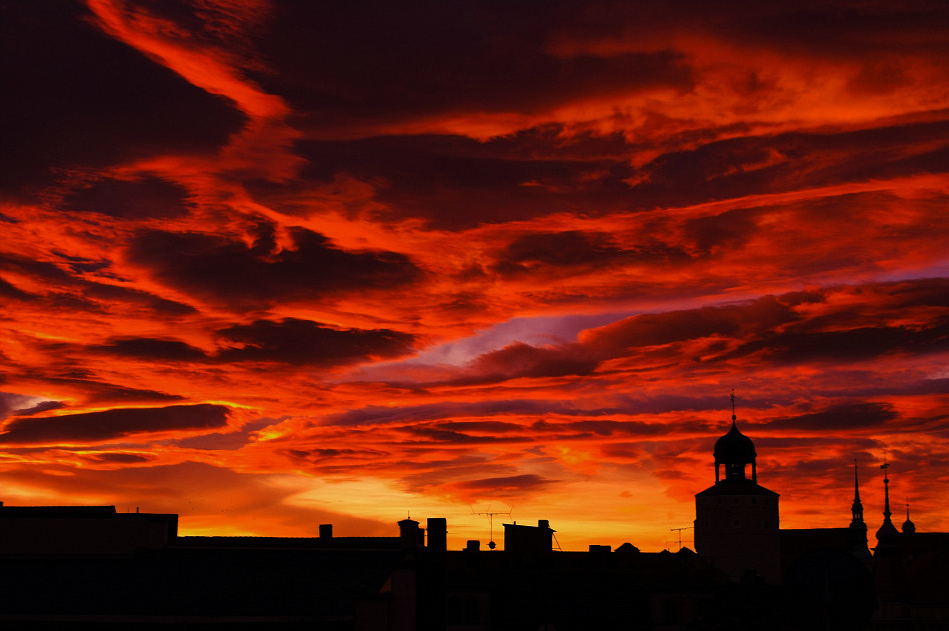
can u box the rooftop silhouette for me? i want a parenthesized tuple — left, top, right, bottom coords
(2, 406, 946, 630)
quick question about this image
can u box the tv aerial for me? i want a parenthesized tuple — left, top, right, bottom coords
(670, 525, 694, 550)
(471, 505, 512, 550)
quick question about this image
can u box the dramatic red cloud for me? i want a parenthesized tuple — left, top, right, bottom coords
(1, 0, 947, 551)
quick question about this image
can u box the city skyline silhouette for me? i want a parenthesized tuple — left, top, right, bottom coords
(3, 418, 945, 629)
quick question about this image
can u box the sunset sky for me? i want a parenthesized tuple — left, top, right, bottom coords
(1, 0, 947, 552)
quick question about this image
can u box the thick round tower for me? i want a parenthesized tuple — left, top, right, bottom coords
(695, 404, 780, 583)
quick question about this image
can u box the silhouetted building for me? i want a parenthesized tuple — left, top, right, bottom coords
(874, 452, 901, 556)
(399, 516, 425, 549)
(849, 462, 873, 563)
(502, 519, 554, 557)
(3, 428, 947, 629)
(694, 410, 781, 583)
(901, 505, 915, 535)
(780, 465, 878, 631)
(868, 458, 949, 630)
(0, 504, 177, 555)
(691, 412, 949, 630)
(1, 502, 739, 630)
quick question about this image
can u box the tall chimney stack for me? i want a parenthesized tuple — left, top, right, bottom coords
(427, 518, 447, 552)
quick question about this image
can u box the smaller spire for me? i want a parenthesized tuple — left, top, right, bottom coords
(730, 389, 736, 422)
(902, 502, 916, 534)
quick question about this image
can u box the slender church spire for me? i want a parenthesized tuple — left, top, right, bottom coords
(851, 459, 864, 524)
(875, 450, 900, 550)
(848, 459, 871, 561)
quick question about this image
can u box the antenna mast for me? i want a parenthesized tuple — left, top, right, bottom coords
(472, 506, 512, 550)
(670, 525, 694, 550)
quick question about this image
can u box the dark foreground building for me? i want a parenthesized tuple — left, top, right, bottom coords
(2, 419, 946, 630)
(0, 504, 742, 630)
(694, 411, 782, 583)
(693, 416, 948, 631)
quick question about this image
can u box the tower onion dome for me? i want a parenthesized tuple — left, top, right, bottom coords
(714, 419, 758, 482)
(902, 504, 916, 534)
(714, 421, 757, 464)
(876, 517, 900, 542)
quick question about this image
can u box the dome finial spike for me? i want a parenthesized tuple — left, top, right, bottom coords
(880, 450, 892, 522)
(730, 389, 737, 422)
(854, 458, 861, 501)
(902, 498, 916, 534)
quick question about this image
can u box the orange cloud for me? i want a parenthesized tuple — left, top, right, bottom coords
(1, 0, 946, 552)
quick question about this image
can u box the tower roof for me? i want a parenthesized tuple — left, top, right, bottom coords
(714, 420, 757, 465)
(876, 518, 900, 542)
(902, 504, 916, 534)
(851, 461, 864, 525)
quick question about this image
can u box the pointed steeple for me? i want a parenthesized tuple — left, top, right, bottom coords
(875, 450, 900, 550)
(851, 460, 864, 525)
(848, 460, 871, 561)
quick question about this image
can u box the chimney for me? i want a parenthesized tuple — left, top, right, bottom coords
(464, 540, 481, 568)
(319, 524, 333, 539)
(427, 518, 447, 552)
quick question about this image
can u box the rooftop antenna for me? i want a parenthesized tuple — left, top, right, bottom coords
(670, 525, 694, 550)
(471, 505, 512, 550)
